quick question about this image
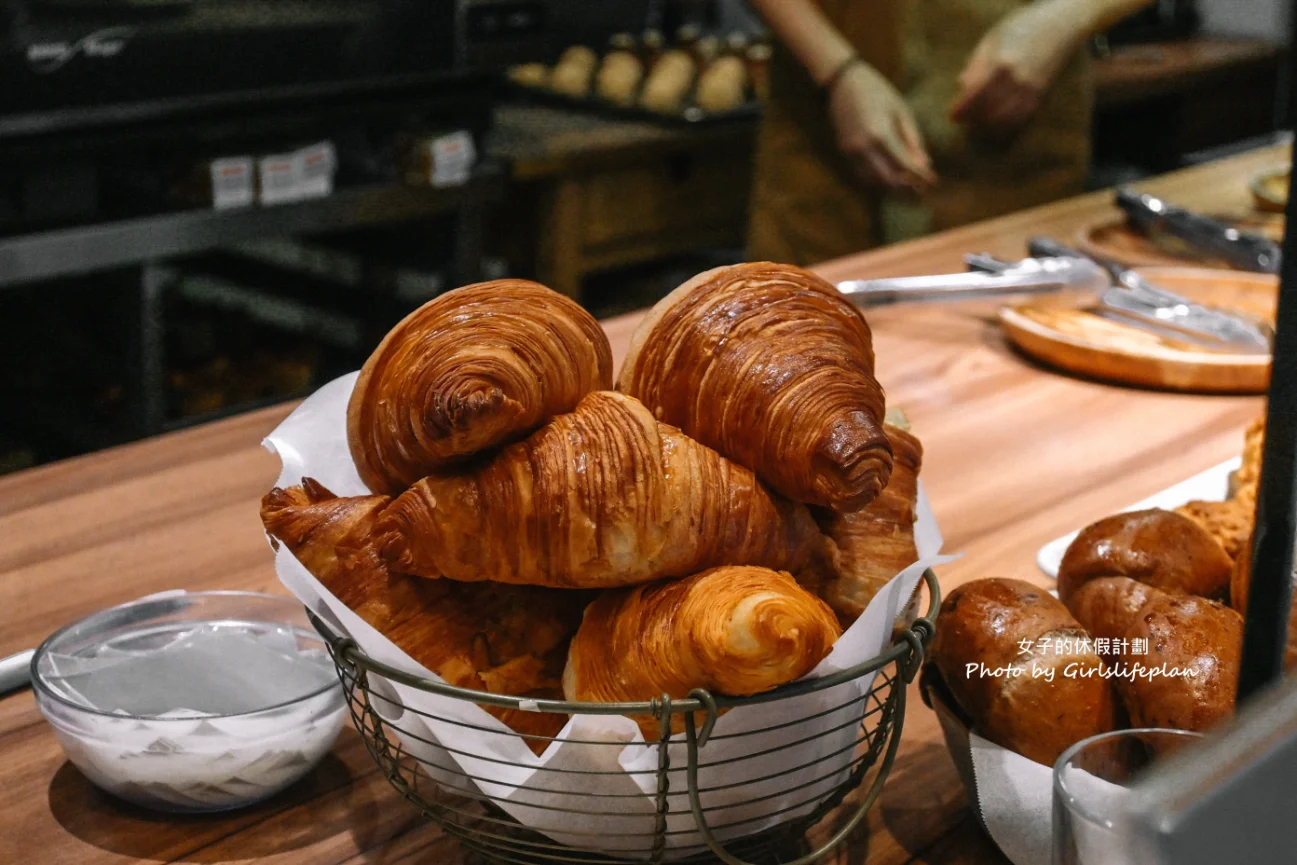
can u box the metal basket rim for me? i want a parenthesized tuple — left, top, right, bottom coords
(307, 568, 939, 719)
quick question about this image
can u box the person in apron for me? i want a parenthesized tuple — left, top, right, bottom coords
(746, 0, 1156, 265)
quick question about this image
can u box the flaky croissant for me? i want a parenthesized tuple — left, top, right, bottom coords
(260, 479, 589, 749)
(377, 391, 826, 589)
(348, 280, 613, 495)
(618, 262, 892, 512)
(815, 423, 923, 623)
(563, 566, 841, 737)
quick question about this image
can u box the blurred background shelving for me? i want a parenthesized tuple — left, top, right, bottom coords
(0, 0, 1290, 473)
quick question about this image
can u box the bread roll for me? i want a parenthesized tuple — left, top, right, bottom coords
(639, 50, 696, 114)
(551, 46, 597, 97)
(508, 63, 550, 88)
(1057, 508, 1232, 604)
(695, 56, 747, 113)
(1066, 576, 1167, 664)
(1174, 497, 1253, 562)
(1116, 594, 1241, 732)
(930, 578, 1119, 766)
(595, 50, 644, 106)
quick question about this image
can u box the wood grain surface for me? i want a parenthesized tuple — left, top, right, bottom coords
(0, 144, 1284, 864)
(999, 267, 1277, 393)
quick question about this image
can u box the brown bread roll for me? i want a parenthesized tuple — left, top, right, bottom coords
(1066, 577, 1168, 664)
(551, 46, 598, 98)
(1057, 509, 1232, 604)
(695, 56, 747, 113)
(595, 50, 644, 106)
(1173, 497, 1253, 562)
(1116, 594, 1241, 732)
(508, 63, 550, 88)
(639, 50, 696, 113)
(930, 578, 1119, 767)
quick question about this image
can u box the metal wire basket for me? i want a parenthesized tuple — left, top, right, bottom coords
(308, 569, 939, 865)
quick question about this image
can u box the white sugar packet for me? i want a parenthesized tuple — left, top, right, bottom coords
(264, 373, 955, 858)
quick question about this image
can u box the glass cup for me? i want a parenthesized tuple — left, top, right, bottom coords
(1053, 728, 1204, 865)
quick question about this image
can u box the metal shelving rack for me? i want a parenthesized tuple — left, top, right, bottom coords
(0, 165, 506, 441)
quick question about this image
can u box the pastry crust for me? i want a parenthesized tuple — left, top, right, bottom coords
(377, 391, 827, 588)
(347, 280, 612, 495)
(618, 262, 892, 511)
(563, 566, 841, 737)
(260, 479, 588, 749)
(815, 424, 923, 623)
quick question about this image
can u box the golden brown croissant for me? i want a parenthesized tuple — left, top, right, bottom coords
(376, 390, 827, 589)
(260, 479, 589, 749)
(815, 423, 923, 623)
(563, 566, 841, 737)
(347, 280, 613, 495)
(618, 262, 892, 512)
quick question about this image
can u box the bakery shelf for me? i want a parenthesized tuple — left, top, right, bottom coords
(0, 165, 505, 289)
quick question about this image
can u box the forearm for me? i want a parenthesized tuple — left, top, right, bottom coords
(747, 0, 857, 85)
(1051, 0, 1159, 37)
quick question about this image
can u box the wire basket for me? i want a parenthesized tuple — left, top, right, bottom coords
(307, 569, 939, 865)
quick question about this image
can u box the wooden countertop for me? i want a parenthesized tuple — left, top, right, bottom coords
(0, 143, 1287, 864)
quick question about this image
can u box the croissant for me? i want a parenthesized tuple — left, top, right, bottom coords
(1056, 508, 1233, 604)
(260, 479, 589, 749)
(815, 423, 923, 623)
(377, 391, 826, 589)
(347, 280, 613, 495)
(563, 566, 841, 737)
(618, 262, 892, 512)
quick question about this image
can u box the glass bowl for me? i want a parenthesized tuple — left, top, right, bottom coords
(32, 590, 345, 813)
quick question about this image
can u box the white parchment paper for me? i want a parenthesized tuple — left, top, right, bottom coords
(968, 733, 1132, 865)
(263, 373, 954, 857)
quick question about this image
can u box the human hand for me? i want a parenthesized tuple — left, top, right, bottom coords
(829, 61, 936, 193)
(950, 0, 1090, 129)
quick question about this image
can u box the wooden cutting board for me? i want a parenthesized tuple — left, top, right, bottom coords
(1075, 213, 1285, 270)
(999, 267, 1276, 393)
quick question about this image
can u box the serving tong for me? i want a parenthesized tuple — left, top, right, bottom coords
(836, 242, 1273, 354)
(1116, 187, 1282, 274)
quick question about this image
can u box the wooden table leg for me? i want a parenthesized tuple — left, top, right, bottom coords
(535, 176, 585, 301)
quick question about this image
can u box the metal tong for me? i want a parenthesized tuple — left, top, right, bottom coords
(1116, 187, 1282, 274)
(836, 244, 1273, 354)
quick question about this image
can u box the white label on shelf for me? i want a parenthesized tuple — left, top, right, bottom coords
(258, 141, 336, 206)
(296, 141, 336, 201)
(210, 157, 254, 210)
(258, 154, 300, 206)
(427, 130, 476, 188)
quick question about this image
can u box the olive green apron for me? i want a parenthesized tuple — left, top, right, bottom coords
(747, 0, 1093, 266)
